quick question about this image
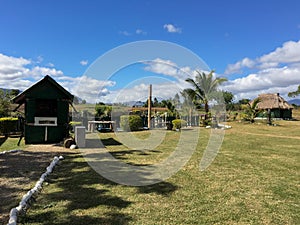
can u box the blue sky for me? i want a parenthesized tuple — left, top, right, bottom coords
(1, 0, 300, 103)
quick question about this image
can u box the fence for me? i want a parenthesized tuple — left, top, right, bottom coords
(0, 117, 24, 137)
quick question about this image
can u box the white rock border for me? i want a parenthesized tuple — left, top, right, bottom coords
(0, 150, 23, 155)
(7, 155, 64, 225)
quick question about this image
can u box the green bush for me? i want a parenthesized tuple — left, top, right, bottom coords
(172, 119, 187, 130)
(120, 115, 143, 131)
(69, 121, 82, 126)
(0, 117, 18, 136)
(69, 121, 82, 133)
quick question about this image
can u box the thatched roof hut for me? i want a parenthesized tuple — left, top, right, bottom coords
(251, 93, 293, 119)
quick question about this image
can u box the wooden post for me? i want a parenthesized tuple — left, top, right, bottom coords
(148, 84, 152, 129)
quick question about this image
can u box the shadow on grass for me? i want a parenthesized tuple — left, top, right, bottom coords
(8, 141, 179, 224)
(110, 149, 162, 160)
(101, 137, 122, 146)
(138, 181, 179, 196)
(0, 136, 8, 146)
(22, 211, 131, 225)
(0, 150, 73, 224)
(20, 153, 133, 225)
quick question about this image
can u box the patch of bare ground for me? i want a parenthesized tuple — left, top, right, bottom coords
(0, 144, 76, 224)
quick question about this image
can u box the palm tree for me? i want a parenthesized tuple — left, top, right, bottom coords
(243, 98, 261, 123)
(181, 89, 195, 126)
(184, 70, 227, 121)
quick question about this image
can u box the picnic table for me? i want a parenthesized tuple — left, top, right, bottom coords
(87, 121, 115, 132)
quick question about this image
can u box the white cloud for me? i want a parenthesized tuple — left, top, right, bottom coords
(119, 30, 131, 36)
(0, 78, 33, 91)
(0, 53, 116, 103)
(225, 40, 300, 75)
(0, 53, 184, 104)
(100, 82, 181, 104)
(222, 64, 300, 100)
(57, 75, 116, 103)
(119, 29, 147, 36)
(47, 62, 55, 67)
(136, 29, 147, 35)
(224, 57, 255, 74)
(259, 40, 300, 64)
(97, 60, 211, 104)
(0, 53, 31, 80)
(256, 62, 279, 70)
(144, 58, 178, 76)
(163, 24, 182, 33)
(80, 60, 88, 66)
(35, 55, 44, 64)
(223, 40, 300, 100)
(144, 58, 195, 83)
(36, 55, 44, 63)
(25, 66, 64, 80)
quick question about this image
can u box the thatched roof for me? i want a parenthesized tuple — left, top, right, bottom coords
(252, 93, 293, 110)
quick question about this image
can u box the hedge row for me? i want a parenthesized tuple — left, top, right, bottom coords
(0, 117, 19, 136)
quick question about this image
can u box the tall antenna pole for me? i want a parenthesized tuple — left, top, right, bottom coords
(148, 84, 152, 129)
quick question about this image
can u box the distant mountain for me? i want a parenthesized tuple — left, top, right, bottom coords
(0, 88, 21, 95)
(288, 99, 300, 106)
(122, 101, 145, 107)
(0, 88, 11, 93)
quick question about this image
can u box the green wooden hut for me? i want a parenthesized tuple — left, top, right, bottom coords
(12, 75, 74, 144)
(251, 93, 293, 119)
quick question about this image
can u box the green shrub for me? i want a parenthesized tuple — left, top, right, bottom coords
(172, 119, 187, 130)
(0, 117, 18, 136)
(69, 121, 82, 133)
(69, 121, 82, 126)
(120, 115, 143, 131)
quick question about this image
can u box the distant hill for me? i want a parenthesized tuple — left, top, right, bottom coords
(0, 88, 11, 93)
(288, 99, 300, 106)
(0, 88, 21, 96)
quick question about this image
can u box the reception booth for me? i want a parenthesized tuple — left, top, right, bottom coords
(12, 75, 74, 144)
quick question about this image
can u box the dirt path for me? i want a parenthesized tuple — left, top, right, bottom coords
(0, 144, 76, 224)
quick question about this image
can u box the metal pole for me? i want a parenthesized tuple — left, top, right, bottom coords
(148, 84, 152, 129)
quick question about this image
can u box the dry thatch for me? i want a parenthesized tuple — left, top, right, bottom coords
(252, 93, 293, 110)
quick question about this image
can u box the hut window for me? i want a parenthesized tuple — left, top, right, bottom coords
(35, 99, 57, 117)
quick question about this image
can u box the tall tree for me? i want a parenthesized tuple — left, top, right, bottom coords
(185, 70, 227, 115)
(238, 98, 250, 105)
(161, 99, 177, 117)
(173, 93, 180, 108)
(10, 89, 20, 97)
(181, 89, 195, 125)
(153, 97, 159, 107)
(222, 91, 234, 110)
(288, 85, 300, 97)
(0, 89, 11, 117)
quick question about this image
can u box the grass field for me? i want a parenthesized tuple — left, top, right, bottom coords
(0, 136, 25, 152)
(14, 117, 299, 225)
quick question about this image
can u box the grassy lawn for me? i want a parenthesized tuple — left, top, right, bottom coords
(17, 118, 299, 225)
(0, 136, 25, 152)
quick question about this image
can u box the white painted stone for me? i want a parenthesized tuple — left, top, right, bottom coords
(70, 144, 77, 150)
(75, 126, 86, 148)
(7, 155, 63, 225)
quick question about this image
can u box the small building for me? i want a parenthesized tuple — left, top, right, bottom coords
(12, 75, 74, 144)
(252, 93, 293, 119)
